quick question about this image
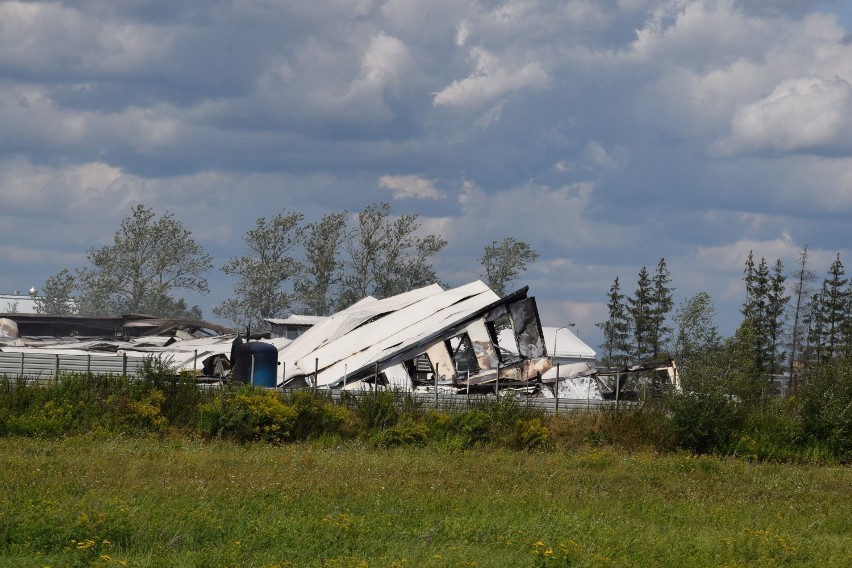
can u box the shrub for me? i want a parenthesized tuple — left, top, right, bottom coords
(370, 418, 429, 447)
(513, 417, 550, 449)
(794, 360, 852, 462)
(106, 388, 168, 434)
(350, 391, 399, 431)
(285, 390, 357, 440)
(4, 398, 80, 436)
(468, 393, 547, 446)
(198, 386, 297, 443)
(665, 392, 747, 454)
(426, 409, 491, 450)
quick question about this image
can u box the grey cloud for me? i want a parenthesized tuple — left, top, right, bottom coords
(2, 0, 852, 344)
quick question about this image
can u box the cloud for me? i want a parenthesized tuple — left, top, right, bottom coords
(379, 174, 446, 200)
(0, 1, 175, 75)
(433, 47, 548, 108)
(2, 0, 852, 344)
(712, 76, 852, 156)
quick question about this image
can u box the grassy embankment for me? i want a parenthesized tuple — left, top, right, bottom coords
(1, 436, 850, 567)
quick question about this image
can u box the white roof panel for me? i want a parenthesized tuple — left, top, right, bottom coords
(281, 281, 499, 386)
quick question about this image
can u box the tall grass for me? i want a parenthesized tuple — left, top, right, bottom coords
(0, 368, 849, 463)
(0, 437, 849, 567)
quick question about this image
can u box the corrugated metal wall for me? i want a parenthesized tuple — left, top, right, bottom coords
(0, 352, 148, 378)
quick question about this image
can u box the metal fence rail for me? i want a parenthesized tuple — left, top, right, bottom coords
(321, 390, 640, 415)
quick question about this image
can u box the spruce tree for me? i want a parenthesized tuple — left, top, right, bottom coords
(766, 258, 789, 377)
(803, 291, 826, 369)
(649, 257, 674, 358)
(741, 253, 772, 373)
(788, 244, 815, 383)
(742, 250, 757, 321)
(628, 266, 654, 362)
(596, 276, 631, 368)
(819, 254, 848, 359)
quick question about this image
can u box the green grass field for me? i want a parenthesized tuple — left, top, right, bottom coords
(1, 436, 849, 567)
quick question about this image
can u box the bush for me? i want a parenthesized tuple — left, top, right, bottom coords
(198, 386, 297, 443)
(3, 398, 80, 436)
(427, 409, 490, 450)
(285, 390, 357, 440)
(370, 418, 429, 447)
(794, 360, 852, 462)
(106, 388, 168, 434)
(665, 392, 747, 454)
(350, 391, 399, 431)
(513, 417, 550, 449)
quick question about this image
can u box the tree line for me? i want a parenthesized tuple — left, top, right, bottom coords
(598, 244, 852, 394)
(35, 203, 539, 329)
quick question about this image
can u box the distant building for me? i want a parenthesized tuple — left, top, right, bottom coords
(0, 288, 39, 314)
(265, 315, 328, 340)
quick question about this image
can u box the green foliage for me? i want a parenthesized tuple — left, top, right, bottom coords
(338, 203, 447, 308)
(628, 265, 654, 361)
(76, 203, 211, 317)
(426, 409, 491, 450)
(731, 405, 801, 462)
(1, 366, 851, 462)
(198, 385, 298, 443)
(214, 209, 305, 329)
(0, 372, 175, 437)
(596, 276, 631, 368)
(34, 268, 77, 314)
(370, 417, 429, 447)
(673, 291, 719, 373)
(296, 211, 348, 316)
(549, 405, 674, 452)
(649, 257, 674, 358)
(105, 388, 168, 433)
(480, 236, 540, 297)
(794, 358, 852, 461)
(349, 390, 400, 430)
(665, 392, 747, 453)
(788, 244, 816, 380)
(513, 417, 550, 449)
(285, 390, 356, 439)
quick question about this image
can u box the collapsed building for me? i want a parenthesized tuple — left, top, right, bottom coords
(0, 280, 559, 394)
(0, 281, 686, 401)
(275, 280, 553, 393)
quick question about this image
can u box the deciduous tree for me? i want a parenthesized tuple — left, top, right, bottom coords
(214, 210, 304, 330)
(480, 236, 539, 297)
(337, 203, 447, 308)
(76, 204, 211, 317)
(673, 291, 719, 373)
(35, 269, 77, 315)
(296, 211, 347, 316)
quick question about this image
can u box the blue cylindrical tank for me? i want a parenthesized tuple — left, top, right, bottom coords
(232, 341, 278, 387)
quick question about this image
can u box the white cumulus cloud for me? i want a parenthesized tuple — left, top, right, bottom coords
(379, 174, 446, 200)
(433, 47, 548, 108)
(712, 75, 852, 155)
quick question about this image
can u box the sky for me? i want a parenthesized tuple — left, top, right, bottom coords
(2, 0, 852, 351)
